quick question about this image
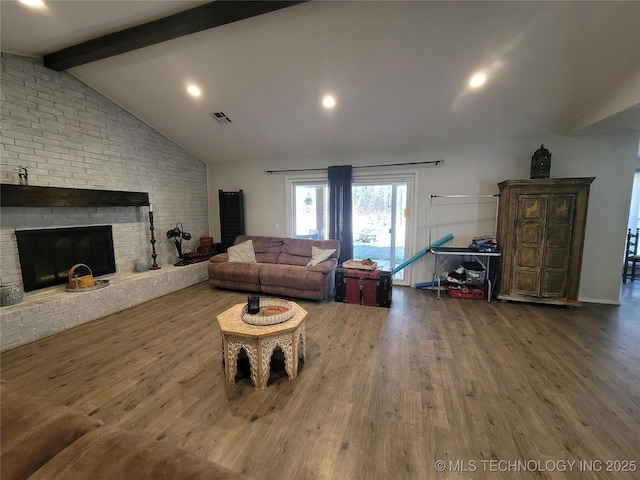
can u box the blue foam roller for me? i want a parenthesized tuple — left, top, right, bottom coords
(392, 233, 454, 274)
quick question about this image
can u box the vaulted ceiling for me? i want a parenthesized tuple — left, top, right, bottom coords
(1, 0, 639, 165)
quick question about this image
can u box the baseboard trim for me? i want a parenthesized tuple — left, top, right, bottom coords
(578, 297, 621, 306)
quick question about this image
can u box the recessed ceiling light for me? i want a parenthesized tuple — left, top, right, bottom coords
(19, 0, 46, 7)
(187, 85, 201, 97)
(469, 72, 487, 88)
(322, 95, 336, 109)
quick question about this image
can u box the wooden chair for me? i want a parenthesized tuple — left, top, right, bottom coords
(623, 228, 640, 283)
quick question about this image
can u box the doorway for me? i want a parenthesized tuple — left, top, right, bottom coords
(622, 170, 640, 290)
(627, 170, 640, 232)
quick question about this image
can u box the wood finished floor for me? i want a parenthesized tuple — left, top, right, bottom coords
(2, 283, 639, 480)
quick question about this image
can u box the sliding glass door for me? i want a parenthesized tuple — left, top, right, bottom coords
(288, 172, 414, 285)
(352, 180, 408, 281)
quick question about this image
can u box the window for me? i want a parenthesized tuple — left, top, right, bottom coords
(290, 180, 329, 240)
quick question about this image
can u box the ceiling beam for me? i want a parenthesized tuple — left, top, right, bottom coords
(43, 1, 308, 71)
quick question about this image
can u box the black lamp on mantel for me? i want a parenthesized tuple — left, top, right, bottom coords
(167, 222, 192, 266)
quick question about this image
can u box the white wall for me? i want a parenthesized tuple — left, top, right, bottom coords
(208, 132, 639, 304)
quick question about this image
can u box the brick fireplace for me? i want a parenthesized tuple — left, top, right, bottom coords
(0, 194, 208, 352)
(0, 195, 208, 352)
(1, 54, 210, 352)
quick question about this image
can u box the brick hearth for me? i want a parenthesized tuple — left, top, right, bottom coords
(0, 262, 208, 352)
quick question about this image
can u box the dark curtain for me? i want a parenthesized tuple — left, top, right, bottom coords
(328, 165, 353, 264)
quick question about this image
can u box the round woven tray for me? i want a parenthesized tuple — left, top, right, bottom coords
(241, 299, 294, 326)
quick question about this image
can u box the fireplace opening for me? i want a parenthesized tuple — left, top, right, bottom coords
(16, 226, 116, 292)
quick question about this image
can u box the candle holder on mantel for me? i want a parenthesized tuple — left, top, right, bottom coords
(148, 205, 161, 270)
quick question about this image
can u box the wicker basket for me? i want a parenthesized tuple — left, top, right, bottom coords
(241, 299, 294, 326)
(67, 263, 96, 289)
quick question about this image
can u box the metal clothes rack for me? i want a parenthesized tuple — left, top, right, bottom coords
(427, 193, 501, 303)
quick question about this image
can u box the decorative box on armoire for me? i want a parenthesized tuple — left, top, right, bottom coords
(494, 177, 594, 307)
(219, 190, 245, 252)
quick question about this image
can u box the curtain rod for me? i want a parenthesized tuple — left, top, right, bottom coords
(265, 159, 444, 174)
(431, 193, 499, 198)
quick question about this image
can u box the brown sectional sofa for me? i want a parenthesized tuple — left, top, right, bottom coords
(0, 380, 252, 480)
(208, 235, 340, 301)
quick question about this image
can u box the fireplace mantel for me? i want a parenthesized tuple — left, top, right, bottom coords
(1, 184, 149, 207)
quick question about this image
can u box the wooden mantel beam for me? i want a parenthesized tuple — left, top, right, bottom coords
(44, 1, 308, 71)
(1, 184, 149, 208)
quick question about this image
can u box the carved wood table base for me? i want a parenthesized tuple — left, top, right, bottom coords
(216, 302, 308, 389)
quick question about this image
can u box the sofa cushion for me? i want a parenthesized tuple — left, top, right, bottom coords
(208, 261, 262, 285)
(259, 264, 324, 291)
(234, 235, 283, 264)
(227, 240, 257, 263)
(0, 380, 103, 480)
(27, 425, 253, 480)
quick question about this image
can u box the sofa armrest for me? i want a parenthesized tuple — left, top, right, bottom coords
(1, 380, 254, 480)
(27, 425, 254, 480)
(0, 380, 103, 480)
(210, 253, 229, 263)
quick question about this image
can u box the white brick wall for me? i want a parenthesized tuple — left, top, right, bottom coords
(1, 54, 212, 351)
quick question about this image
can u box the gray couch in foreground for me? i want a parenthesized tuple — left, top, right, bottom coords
(0, 379, 253, 480)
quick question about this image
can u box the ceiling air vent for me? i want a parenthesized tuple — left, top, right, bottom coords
(210, 112, 233, 124)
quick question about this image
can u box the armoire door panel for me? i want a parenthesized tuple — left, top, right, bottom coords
(543, 270, 567, 297)
(513, 270, 540, 296)
(515, 246, 541, 268)
(545, 247, 570, 270)
(518, 196, 546, 220)
(548, 195, 575, 220)
(518, 222, 545, 244)
(547, 223, 572, 246)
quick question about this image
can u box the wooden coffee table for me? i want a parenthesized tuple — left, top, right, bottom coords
(216, 302, 308, 389)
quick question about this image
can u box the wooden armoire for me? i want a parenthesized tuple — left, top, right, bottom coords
(494, 177, 594, 306)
